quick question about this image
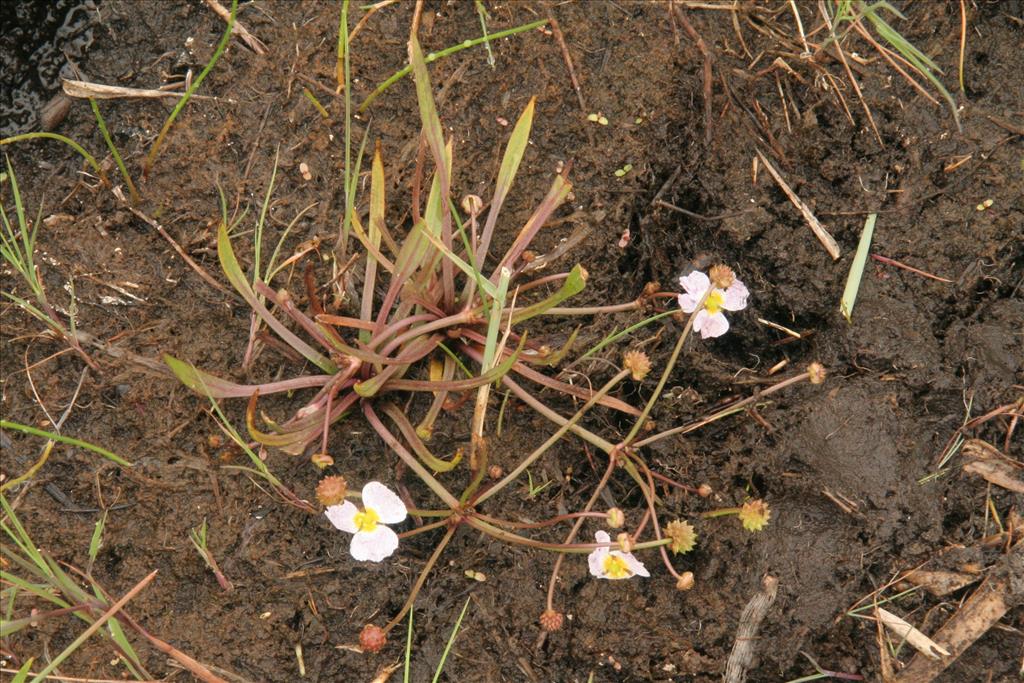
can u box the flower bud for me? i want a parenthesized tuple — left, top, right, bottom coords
(697, 483, 713, 498)
(675, 571, 695, 591)
(461, 194, 483, 215)
(606, 507, 625, 529)
(738, 499, 772, 532)
(622, 350, 652, 381)
(539, 609, 564, 632)
(359, 624, 387, 653)
(315, 475, 348, 506)
(488, 465, 504, 480)
(311, 452, 334, 469)
(616, 532, 634, 553)
(807, 362, 827, 385)
(708, 264, 735, 289)
(664, 520, 697, 554)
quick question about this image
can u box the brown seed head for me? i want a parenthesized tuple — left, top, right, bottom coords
(739, 499, 772, 532)
(807, 362, 827, 385)
(539, 609, 564, 632)
(697, 483, 713, 498)
(675, 571, 695, 591)
(708, 264, 735, 289)
(622, 350, 652, 381)
(310, 452, 334, 469)
(488, 465, 504, 480)
(665, 520, 697, 554)
(359, 624, 387, 653)
(315, 475, 348, 507)
(606, 507, 625, 529)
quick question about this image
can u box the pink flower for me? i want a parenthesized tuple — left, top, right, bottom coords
(677, 270, 749, 338)
(588, 530, 650, 580)
(325, 482, 407, 562)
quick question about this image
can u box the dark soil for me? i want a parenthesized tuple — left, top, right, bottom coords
(1, 1, 1021, 681)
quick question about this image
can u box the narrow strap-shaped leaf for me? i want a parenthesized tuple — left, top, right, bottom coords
(379, 334, 526, 393)
(381, 403, 462, 472)
(217, 221, 336, 372)
(476, 97, 535, 266)
(163, 355, 332, 398)
(361, 143, 388, 340)
(509, 264, 587, 324)
(409, 36, 455, 306)
(493, 171, 572, 279)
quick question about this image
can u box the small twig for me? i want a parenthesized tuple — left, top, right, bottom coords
(203, 0, 267, 54)
(755, 150, 840, 260)
(788, 0, 810, 54)
(547, 8, 587, 117)
(127, 207, 234, 297)
(675, 7, 715, 146)
(653, 198, 754, 221)
(820, 6, 882, 145)
(871, 253, 952, 283)
(63, 79, 220, 101)
(349, 0, 400, 45)
(724, 575, 779, 683)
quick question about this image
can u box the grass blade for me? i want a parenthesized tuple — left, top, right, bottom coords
(477, 97, 535, 264)
(216, 220, 336, 372)
(87, 510, 107, 571)
(10, 658, 33, 683)
(431, 596, 472, 683)
(358, 19, 548, 112)
(403, 608, 414, 683)
(1, 133, 106, 183)
(89, 99, 139, 203)
(0, 421, 131, 468)
(144, 0, 237, 175)
(840, 212, 877, 322)
(409, 35, 454, 306)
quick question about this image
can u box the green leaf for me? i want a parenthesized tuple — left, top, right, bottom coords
(511, 264, 587, 324)
(477, 97, 535, 262)
(163, 354, 331, 398)
(840, 212, 877, 322)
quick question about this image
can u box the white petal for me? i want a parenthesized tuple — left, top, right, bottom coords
(361, 482, 407, 524)
(691, 309, 709, 333)
(677, 292, 700, 313)
(621, 552, 650, 577)
(588, 530, 612, 577)
(722, 279, 749, 311)
(700, 312, 730, 338)
(350, 526, 400, 562)
(678, 270, 710, 298)
(325, 501, 359, 533)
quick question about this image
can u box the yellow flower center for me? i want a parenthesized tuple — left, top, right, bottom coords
(353, 507, 380, 532)
(704, 289, 725, 315)
(602, 554, 631, 579)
